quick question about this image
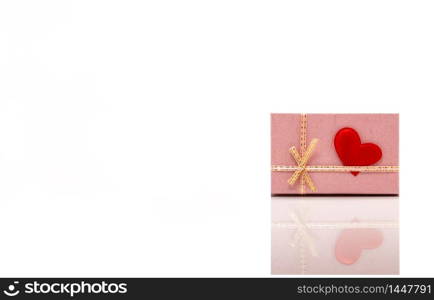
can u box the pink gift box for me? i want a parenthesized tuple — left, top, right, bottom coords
(271, 197, 399, 275)
(271, 113, 399, 195)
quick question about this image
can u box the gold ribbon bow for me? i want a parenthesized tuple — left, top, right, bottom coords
(287, 138, 319, 192)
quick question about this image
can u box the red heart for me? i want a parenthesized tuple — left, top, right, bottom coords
(334, 127, 382, 176)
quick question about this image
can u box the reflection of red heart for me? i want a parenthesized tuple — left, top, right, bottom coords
(335, 225, 383, 265)
(334, 128, 382, 176)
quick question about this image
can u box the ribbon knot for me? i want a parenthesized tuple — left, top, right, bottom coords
(287, 138, 319, 192)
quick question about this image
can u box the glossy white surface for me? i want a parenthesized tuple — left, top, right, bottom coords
(272, 197, 399, 274)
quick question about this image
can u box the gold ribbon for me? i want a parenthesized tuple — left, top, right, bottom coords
(272, 113, 399, 193)
(287, 138, 318, 192)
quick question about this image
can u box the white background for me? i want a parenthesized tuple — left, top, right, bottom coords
(0, 1, 433, 276)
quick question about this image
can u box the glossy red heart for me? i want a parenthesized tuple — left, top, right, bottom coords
(334, 128, 382, 176)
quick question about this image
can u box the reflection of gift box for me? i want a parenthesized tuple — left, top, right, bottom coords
(271, 114, 399, 195)
(271, 197, 399, 275)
